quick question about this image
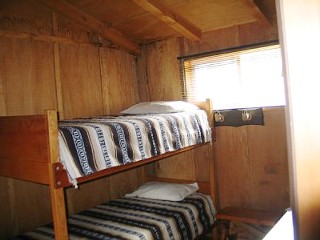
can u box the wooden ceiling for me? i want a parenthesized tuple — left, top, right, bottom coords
(40, 0, 276, 54)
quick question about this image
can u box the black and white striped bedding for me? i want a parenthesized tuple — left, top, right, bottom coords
(58, 110, 211, 185)
(14, 193, 216, 240)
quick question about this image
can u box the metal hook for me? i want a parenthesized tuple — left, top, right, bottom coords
(214, 111, 224, 122)
(242, 110, 252, 121)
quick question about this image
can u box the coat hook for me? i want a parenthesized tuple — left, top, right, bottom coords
(214, 111, 224, 122)
(242, 110, 252, 121)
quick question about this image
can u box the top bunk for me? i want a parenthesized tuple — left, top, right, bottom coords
(0, 99, 213, 189)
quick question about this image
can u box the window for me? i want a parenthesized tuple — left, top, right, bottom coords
(181, 43, 285, 110)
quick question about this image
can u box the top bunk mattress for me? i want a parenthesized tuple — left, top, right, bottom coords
(59, 110, 212, 185)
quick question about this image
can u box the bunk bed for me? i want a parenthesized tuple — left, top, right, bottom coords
(0, 99, 215, 240)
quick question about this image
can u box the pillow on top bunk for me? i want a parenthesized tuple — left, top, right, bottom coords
(125, 182, 199, 201)
(120, 101, 200, 115)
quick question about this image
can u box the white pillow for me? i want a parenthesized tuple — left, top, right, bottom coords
(120, 101, 199, 115)
(125, 182, 199, 201)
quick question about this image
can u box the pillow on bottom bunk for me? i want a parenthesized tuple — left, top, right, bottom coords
(125, 181, 199, 201)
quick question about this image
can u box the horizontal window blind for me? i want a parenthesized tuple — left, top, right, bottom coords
(180, 43, 285, 110)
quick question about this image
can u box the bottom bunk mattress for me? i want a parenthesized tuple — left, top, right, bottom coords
(13, 192, 216, 240)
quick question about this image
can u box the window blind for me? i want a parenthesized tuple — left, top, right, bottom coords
(180, 43, 285, 110)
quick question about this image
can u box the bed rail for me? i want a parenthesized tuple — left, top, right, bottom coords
(52, 143, 210, 188)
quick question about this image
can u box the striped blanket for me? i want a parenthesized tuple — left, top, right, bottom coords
(58, 110, 211, 185)
(14, 193, 216, 240)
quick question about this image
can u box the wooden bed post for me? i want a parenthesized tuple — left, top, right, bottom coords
(46, 110, 68, 239)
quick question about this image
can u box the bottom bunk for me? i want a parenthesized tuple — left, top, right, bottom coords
(12, 182, 216, 240)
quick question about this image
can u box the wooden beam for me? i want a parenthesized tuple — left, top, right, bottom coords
(40, 0, 141, 54)
(132, 0, 201, 41)
(246, 0, 271, 28)
(46, 110, 68, 239)
(0, 30, 96, 46)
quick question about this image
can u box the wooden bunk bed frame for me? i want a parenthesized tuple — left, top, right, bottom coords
(0, 99, 214, 240)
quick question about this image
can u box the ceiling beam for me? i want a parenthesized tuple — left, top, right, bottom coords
(132, 0, 201, 41)
(40, 0, 141, 54)
(246, 0, 271, 28)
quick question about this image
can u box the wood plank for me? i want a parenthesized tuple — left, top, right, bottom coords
(40, 0, 141, 54)
(248, 108, 289, 211)
(136, 45, 150, 102)
(0, 38, 57, 116)
(47, 110, 68, 239)
(215, 126, 251, 209)
(99, 48, 139, 114)
(144, 38, 182, 101)
(59, 44, 104, 119)
(1, 179, 52, 239)
(132, 0, 201, 41)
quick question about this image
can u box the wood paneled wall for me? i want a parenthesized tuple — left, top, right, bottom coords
(137, 39, 183, 102)
(137, 22, 289, 212)
(215, 107, 289, 211)
(0, 1, 140, 238)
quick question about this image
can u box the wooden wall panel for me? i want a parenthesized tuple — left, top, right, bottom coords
(214, 108, 289, 211)
(66, 169, 141, 214)
(148, 144, 213, 183)
(0, 38, 57, 116)
(215, 126, 251, 208)
(149, 152, 197, 181)
(2, 179, 52, 235)
(107, 168, 141, 199)
(248, 108, 289, 211)
(136, 46, 150, 102)
(0, 178, 50, 238)
(141, 38, 182, 101)
(59, 44, 103, 119)
(66, 178, 110, 214)
(100, 48, 139, 114)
